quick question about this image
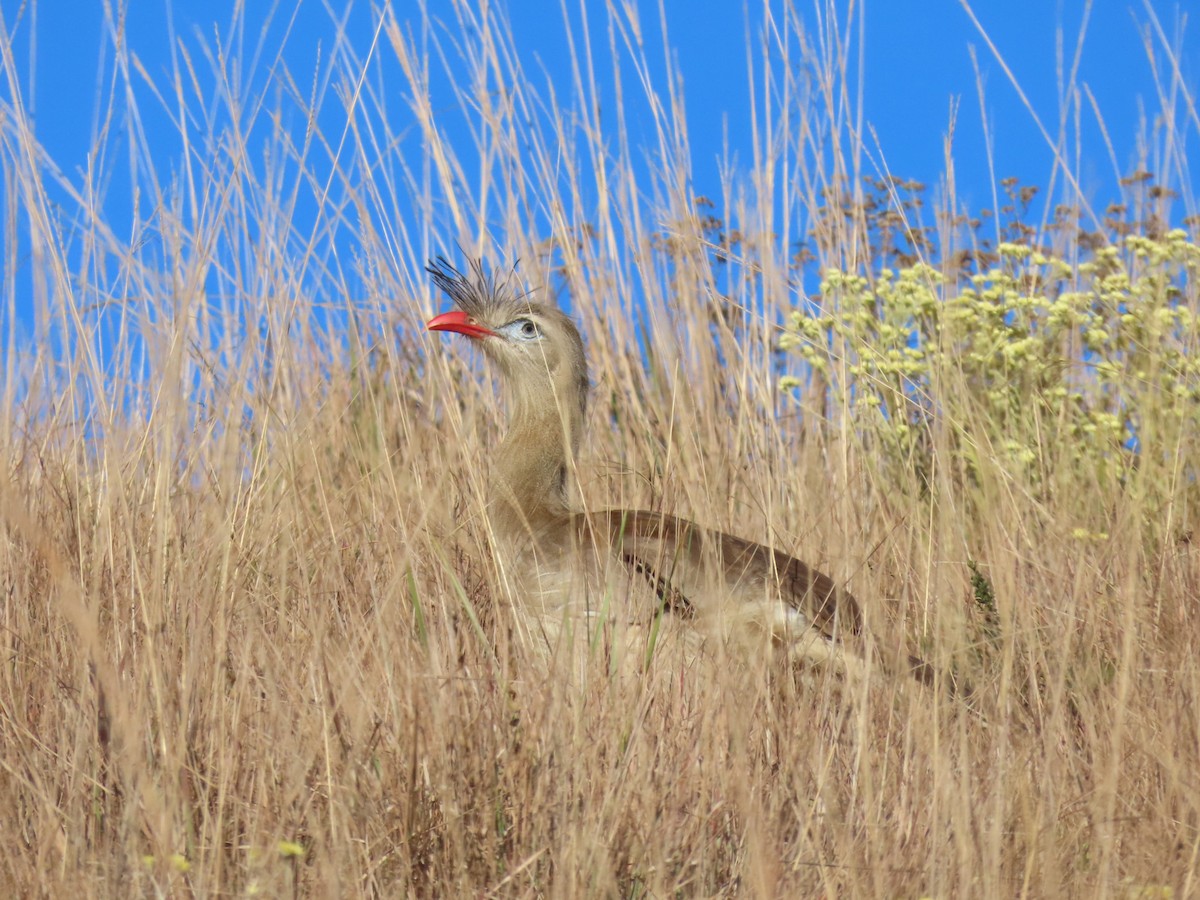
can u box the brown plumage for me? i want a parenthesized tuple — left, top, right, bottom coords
(427, 257, 933, 685)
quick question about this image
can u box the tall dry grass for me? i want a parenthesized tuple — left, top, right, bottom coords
(1, 1, 1197, 896)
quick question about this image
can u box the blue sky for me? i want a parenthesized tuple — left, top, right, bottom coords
(20, 2, 1196, 202)
(2, 1, 1197, 350)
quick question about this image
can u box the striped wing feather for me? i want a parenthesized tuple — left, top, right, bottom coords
(583, 509, 864, 642)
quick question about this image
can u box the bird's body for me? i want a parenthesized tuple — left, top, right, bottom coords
(426, 257, 930, 683)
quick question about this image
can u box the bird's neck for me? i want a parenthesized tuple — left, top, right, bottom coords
(491, 385, 583, 538)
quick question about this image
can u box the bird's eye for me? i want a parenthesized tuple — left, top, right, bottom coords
(505, 318, 542, 341)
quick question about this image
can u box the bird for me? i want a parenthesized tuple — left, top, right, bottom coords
(425, 256, 934, 685)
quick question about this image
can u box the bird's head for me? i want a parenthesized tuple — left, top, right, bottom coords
(425, 257, 588, 422)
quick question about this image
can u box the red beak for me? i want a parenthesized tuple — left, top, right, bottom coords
(426, 310, 496, 340)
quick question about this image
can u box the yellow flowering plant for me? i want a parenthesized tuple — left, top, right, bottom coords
(782, 229, 1200, 505)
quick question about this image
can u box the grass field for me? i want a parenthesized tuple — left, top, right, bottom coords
(2, 2, 1198, 896)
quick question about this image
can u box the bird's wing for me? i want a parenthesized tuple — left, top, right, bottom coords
(569, 509, 937, 686)
(582, 509, 864, 643)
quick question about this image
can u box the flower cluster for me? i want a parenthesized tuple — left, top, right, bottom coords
(781, 231, 1200, 482)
